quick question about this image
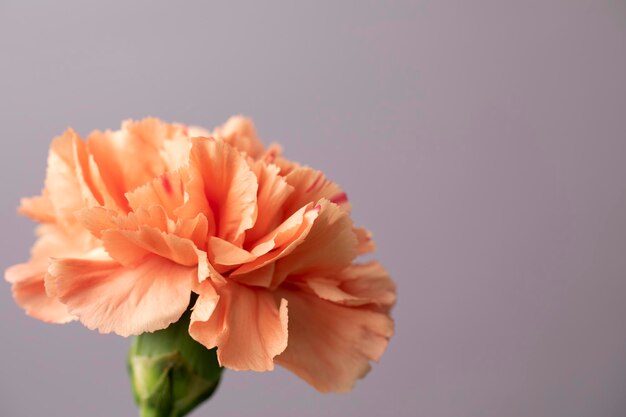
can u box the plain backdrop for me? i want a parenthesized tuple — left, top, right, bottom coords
(1, 1, 626, 416)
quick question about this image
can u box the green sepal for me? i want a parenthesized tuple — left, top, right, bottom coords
(128, 308, 222, 417)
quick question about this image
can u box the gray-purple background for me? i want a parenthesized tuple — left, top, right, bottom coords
(1, 1, 626, 416)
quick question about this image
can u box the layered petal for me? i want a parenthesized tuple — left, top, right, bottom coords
(47, 255, 195, 336)
(7, 115, 396, 394)
(77, 205, 169, 238)
(6, 262, 75, 324)
(87, 119, 189, 210)
(102, 226, 209, 281)
(260, 143, 299, 176)
(283, 167, 351, 216)
(275, 289, 393, 392)
(189, 280, 288, 371)
(4, 224, 98, 323)
(179, 138, 258, 246)
(230, 203, 320, 287)
(45, 129, 103, 223)
(273, 200, 358, 285)
(354, 227, 376, 255)
(212, 116, 265, 159)
(126, 170, 185, 219)
(77, 187, 210, 281)
(19, 129, 103, 225)
(307, 261, 397, 313)
(18, 193, 55, 223)
(209, 237, 256, 266)
(244, 161, 294, 245)
(174, 213, 210, 250)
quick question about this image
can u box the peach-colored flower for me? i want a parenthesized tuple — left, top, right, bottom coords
(5, 116, 395, 392)
(11, 119, 196, 329)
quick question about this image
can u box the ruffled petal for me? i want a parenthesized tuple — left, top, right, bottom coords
(77, 205, 171, 238)
(273, 155, 299, 176)
(30, 224, 99, 262)
(247, 203, 317, 256)
(212, 116, 265, 159)
(174, 213, 209, 250)
(307, 261, 396, 312)
(4, 224, 98, 323)
(159, 129, 192, 170)
(126, 170, 185, 219)
(273, 200, 357, 285)
(209, 237, 256, 266)
(87, 119, 187, 210)
(244, 161, 294, 245)
(259, 144, 299, 176)
(6, 263, 75, 323)
(354, 227, 376, 255)
(47, 255, 195, 336)
(20, 129, 104, 225)
(102, 226, 209, 281)
(74, 207, 118, 238)
(179, 138, 258, 246)
(283, 167, 351, 216)
(230, 204, 320, 286)
(189, 280, 288, 372)
(275, 289, 393, 392)
(77, 204, 209, 280)
(18, 193, 55, 223)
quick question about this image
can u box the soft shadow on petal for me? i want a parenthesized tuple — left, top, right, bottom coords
(283, 167, 351, 216)
(102, 226, 203, 267)
(244, 161, 294, 245)
(4, 225, 97, 323)
(87, 119, 187, 210)
(126, 170, 186, 219)
(6, 263, 76, 324)
(230, 204, 319, 284)
(189, 280, 288, 372)
(47, 255, 195, 336)
(307, 261, 397, 313)
(275, 288, 394, 393)
(174, 213, 209, 250)
(209, 237, 256, 266)
(247, 203, 316, 257)
(273, 200, 358, 286)
(181, 138, 258, 246)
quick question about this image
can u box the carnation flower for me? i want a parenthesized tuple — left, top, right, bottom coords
(5, 116, 396, 402)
